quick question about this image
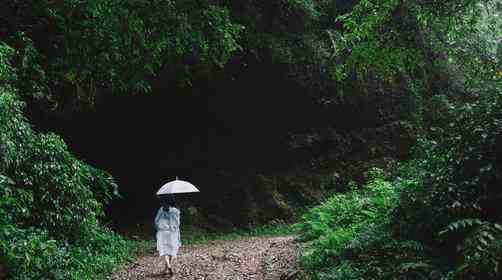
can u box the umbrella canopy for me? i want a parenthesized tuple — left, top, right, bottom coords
(156, 178, 200, 195)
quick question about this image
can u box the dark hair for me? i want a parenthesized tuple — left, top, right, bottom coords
(160, 195, 176, 209)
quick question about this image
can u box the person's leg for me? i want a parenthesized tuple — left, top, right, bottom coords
(165, 256, 171, 267)
(164, 256, 171, 274)
(168, 256, 174, 273)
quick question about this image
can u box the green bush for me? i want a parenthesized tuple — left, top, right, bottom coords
(298, 91, 502, 280)
(0, 42, 131, 279)
(298, 168, 397, 241)
(297, 168, 411, 279)
(393, 92, 502, 279)
(313, 226, 436, 280)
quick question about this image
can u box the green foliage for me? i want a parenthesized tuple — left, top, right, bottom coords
(393, 88, 502, 279)
(299, 91, 502, 279)
(301, 1, 502, 277)
(297, 168, 417, 279)
(183, 223, 295, 245)
(332, 0, 501, 82)
(0, 42, 131, 279)
(333, 0, 420, 80)
(60, 0, 242, 92)
(298, 168, 397, 241)
(2, 0, 242, 107)
(0, 45, 16, 84)
(310, 226, 434, 280)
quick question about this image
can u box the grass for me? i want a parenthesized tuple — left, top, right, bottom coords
(183, 223, 296, 245)
(125, 223, 297, 249)
(127, 239, 154, 257)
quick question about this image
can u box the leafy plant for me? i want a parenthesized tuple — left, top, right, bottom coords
(1, 0, 243, 108)
(297, 168, 411, 279)
(0, 42, 132, 280)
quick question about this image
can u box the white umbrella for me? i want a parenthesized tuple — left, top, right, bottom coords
(156, 178, 200, 195)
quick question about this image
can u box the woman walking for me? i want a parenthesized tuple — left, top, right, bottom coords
(155, 195, 181, 275)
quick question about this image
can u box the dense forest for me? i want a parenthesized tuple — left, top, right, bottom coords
(1, 0, 501, 279)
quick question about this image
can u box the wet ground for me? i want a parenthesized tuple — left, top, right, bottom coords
(109, 236, 300, 280)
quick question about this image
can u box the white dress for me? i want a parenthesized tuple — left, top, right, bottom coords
(155, 207, 181, 256)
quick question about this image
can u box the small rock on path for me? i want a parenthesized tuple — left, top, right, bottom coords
(109, 236, 300, 280)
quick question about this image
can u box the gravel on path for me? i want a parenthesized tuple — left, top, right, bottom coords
(108, 236, 300, 280)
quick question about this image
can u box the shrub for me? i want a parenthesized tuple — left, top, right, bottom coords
(0, 42, 130, 279)
(297, 168, 409, 279)
(394, 91, 502, 279)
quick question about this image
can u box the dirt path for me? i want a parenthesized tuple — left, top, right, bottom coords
(109, 236, 300, 280)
